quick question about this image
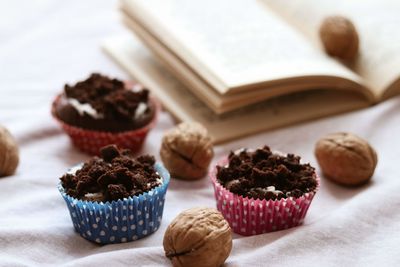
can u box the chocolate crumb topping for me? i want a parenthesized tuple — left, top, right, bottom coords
(216, 146, 317, 200)
(60, 145, 162, 202)
(64, 73, 150, 121)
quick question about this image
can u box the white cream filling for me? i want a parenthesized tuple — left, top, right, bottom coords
(68, 97, 148, 121)
(129, 84, 150, 119)
(83, 192, 103, 199)
(134, 102, 148, 119)
(67, 164, 83, 175)
(147, 175, 163, 188)
(131, 83, 144, 92)
(67, 98, 104, 119)
(266, 186, 283, 195)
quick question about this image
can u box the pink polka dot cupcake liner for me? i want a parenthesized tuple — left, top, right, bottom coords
(210, 157, 319, 236)
(51, 94, 160, 155)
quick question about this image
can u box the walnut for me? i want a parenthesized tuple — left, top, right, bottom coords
(160, 122, 214, 180)
(319, 16, 359, 61)
(0, 125, 19, 177)
(163, 207, 232, 267)
(315, 132, 377, 186)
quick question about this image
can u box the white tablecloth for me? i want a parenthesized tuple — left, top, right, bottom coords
(1, 1, 400, 266)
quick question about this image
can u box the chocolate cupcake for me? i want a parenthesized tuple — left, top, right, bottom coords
(210, 146, 319, 236)
(58, 145, 170, 244)
(52, 73, 160, 155)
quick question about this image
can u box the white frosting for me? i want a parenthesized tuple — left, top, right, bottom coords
(67, 98, 104, 119)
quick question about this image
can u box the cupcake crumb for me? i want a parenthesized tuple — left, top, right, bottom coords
(100, 144, 121, 162)
(216, 146, 317, 200)
(55, 73, 155, 132)
(60, 145, 161, 202)
(64, 73, 150, 122)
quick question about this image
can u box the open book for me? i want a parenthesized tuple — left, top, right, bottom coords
(103, 0, 400, 143)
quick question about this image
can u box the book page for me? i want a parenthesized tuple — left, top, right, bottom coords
(122, 0, 364, 94)
(122, 12, 372, 114)
(103, 35, 369, 143)
(263, 0, 400, 99)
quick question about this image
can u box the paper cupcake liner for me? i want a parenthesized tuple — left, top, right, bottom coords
(210, 157, 319, 236)
(58, 162, 170, 244)
(51, 94, 160, 155)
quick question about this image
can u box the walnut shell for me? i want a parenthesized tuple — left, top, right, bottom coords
(319, 16, 359, 61)
(315, 132, 377, 186)
(0, 125, 19, 177)
(163, 207, 232, 267)
(160, 122, 214, 180)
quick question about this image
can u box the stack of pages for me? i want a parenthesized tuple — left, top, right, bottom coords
(104, 0, 400, 143)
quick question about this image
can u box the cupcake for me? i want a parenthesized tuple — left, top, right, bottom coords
(58, 144, 170, 244)
(210, 146, 319, 236)
(52, 73, 160, 155)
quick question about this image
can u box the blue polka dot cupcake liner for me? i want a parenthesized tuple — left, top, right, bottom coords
(58, 162, 170, 244)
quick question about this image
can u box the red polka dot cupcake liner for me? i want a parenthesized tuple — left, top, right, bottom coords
(210, 157, 319, 236)
(51, 94, 160, 155)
